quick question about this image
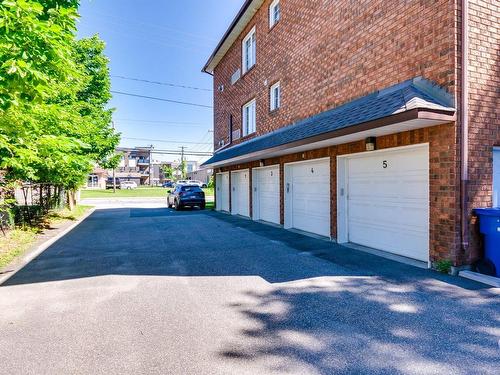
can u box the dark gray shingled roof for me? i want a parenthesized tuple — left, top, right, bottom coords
(202, 77, 455, 166)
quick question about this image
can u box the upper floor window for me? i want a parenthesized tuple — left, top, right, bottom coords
(242, 99, 256, 136)
(269, 0, 280, 28)
(270, 81, 281, 111)
(242, 27, 256, 73)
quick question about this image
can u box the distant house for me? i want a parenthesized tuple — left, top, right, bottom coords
(187, 168, 213, 185)
(114, 147, 155, 186)
(87, 167, 107, 189)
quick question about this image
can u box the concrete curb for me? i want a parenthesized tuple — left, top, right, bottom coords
(0, 207, 96, 286)
(459, 270, 500, 289)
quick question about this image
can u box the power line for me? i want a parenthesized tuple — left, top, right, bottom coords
(87, 10, 218, 43)
(112, 75, 212, 92)
(115, 118, 203, 125)
(110, 90, 213, 109)
(114, 119, 209, 129)
(153, 150, 213, 156)
(122, 137, 212, 145)
(110, 91, 212, 108)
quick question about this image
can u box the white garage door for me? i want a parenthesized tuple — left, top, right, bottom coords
(285, 158, 331, 237)
(345, 144, 429, 261)
(231, 170, 250, 217)
(493, 147, 500, 207)
(252, 165, 280, 224)
(215, 172, 229, 212)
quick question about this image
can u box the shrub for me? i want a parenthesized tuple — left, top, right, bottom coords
(0, 208, 14, 230)
(434, 259, 452, 274)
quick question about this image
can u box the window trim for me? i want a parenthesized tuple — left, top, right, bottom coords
(242, 98, 257, 136)
(270, 81, 281, 111)
(242, 26, 256, 74)
(269, 0, 280, 28)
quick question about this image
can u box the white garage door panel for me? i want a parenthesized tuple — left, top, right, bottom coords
(287, 159, 330, 237)
(494, 149, 500, 207)
(231, 170, 250, 217)
(216, 173, 229, 212)
(346, 145, 429, 261)
(254, 166, 280, 224)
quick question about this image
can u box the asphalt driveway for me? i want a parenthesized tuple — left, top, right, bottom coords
(0, 207, 498, 374)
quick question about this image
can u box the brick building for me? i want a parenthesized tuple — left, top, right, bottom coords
(202, 0, 499, 268)
(115, 147, 155, 186)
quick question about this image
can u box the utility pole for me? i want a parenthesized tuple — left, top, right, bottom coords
(180, 146, 186, 179)
(149, 144, 153, 186)
(112, 121, 116, 193)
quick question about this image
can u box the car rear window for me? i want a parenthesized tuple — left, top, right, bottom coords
(181, 185, 202, 192)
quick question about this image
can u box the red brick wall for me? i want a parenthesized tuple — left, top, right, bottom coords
(212, 0, 457, 148)
(210, 0, 499, 266)
(465, 0, 500, 263)
(217, 123, 460, 264)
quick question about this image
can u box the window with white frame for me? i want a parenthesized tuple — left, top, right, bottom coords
(269, 0, 280, 28)
(242, 27, 256, 73)
(242, 99, 256, 136)
(270, 81, 281, 111)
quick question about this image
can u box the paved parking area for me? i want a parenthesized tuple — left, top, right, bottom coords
(0, 207, 498, 374)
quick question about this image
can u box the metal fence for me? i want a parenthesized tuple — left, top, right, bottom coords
(0, 177, 67, 233)
(0, 175, 14, 233)
(13, 183, 65, 226)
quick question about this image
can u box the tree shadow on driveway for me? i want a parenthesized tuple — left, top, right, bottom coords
(0, 208, 496, 292)
(219, 276, 500, 374)
(1, 208, 499, 373)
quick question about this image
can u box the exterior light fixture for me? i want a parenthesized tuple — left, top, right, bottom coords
(365, 137, 376, 151)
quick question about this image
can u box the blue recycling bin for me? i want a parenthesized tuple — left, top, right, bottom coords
(474, 208, 500, 277)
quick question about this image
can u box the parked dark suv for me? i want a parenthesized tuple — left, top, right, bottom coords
(105, 177, 121, 189)
(167, 184, 205, 210)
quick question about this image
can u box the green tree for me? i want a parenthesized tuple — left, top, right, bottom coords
(0, 0, 79, 110)
(178, 160, 187, 180)
(0, 1, 119, 202)
(162, 165, 174, 180)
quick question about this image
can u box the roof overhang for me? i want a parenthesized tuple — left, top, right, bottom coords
(203, 108, 455, 168)
(203, 0, 264, 74)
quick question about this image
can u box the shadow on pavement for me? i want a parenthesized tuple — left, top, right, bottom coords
(219, 277, 500, 374)
(2, 207, 499, 374)
(1, 207, 493, 293)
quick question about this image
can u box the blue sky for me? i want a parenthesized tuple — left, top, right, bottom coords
(77, 0, 242, 163)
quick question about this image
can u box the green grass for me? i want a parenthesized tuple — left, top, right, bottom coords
(0, 228, 38, 269)
(81, 187, 168, 198)
(46, 205, 93, 224)
(81, 187, 215, 199)
(0, 205, 92, 270)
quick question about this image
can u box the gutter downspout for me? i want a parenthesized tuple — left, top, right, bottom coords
(460, 0, 470, 256)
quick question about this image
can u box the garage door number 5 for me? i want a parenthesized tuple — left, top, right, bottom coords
(383, 160, 388, 169)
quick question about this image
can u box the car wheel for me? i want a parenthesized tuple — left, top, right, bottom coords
(175, 200, 182, 211)
(200, 203, 205, 210)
